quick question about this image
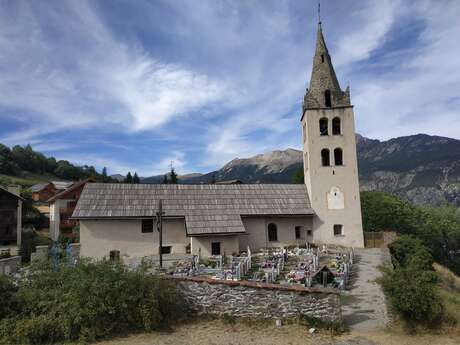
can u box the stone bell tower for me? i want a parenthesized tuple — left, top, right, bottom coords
(301, 21, 364, 248)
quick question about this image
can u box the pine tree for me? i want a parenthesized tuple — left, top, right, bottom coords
(102, 167, 107, 177)
(162, 175, 168, 184)
(169, 167, 178, 184)
(133, 172, 140, 184)
(125, 172, 133, 183)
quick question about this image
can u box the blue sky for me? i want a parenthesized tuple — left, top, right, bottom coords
(0, 0, 459, 176)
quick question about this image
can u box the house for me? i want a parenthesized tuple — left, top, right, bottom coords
(0, 186, 23, 245)
(31, 183, 57, 202)
(31, 181, 73, 202)
(72, 20, 365, 260)
(48, 179, 93, 241)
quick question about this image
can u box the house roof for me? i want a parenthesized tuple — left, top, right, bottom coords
(31, 183, 51, 192)
(47, 178, 93, 203)
(0, 187, 25, 201)
(72, 183, 314, 235)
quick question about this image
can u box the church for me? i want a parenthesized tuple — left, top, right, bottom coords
(72, 21, 365, 260)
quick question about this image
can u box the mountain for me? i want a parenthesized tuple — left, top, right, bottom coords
(168, 134, 459, 207)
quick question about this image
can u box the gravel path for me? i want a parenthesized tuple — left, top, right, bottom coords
(341, 248, 389, 332)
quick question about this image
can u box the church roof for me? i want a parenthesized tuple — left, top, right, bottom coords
(303, 22, 350, 111)
(72, 183, 314, 235)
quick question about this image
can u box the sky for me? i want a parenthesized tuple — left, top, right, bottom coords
(0, 0, 459, 177)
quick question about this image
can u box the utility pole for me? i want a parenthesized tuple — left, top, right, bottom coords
(156, 199, 165, 268)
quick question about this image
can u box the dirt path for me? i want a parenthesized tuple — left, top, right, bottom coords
(341, 248, 389, 332)
(94, 320, 459, 345)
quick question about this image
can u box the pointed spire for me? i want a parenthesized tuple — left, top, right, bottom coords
(303, 21, 350, 110)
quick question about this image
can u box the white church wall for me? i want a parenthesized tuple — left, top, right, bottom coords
(80, 218, 189, 259)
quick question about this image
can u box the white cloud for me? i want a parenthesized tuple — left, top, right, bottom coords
(0, 1, 224, 137)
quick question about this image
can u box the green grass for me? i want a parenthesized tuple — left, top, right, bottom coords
(0, 172, 66, 188)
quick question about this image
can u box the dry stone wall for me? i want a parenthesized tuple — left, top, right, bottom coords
(172, 276, 341, 322)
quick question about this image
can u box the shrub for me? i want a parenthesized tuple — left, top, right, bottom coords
(380, 257, 444, 329)
(389, 235, 434, 270)
(0, 275, 19, 319)
(0, 260, 184, 344)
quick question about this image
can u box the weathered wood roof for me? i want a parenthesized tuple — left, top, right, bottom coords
(72, 183, 314, 235)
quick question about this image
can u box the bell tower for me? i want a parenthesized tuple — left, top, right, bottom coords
(301, 20, 364, 248)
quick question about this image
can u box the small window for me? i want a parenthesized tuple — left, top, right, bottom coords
(321, 149, 330, 166)
(319, 117, 328, 136)
(295, 226, 303, 239)
(161, 246, 172, 254)
(321, 54, 325, 63)
(332, 117, 341, 135)
(307, 229, 313, 236)
(334, 148, 343, 166)
(324, 90, 332, 107)
(333, 224, 343, 236)
(268, 223, 278, 242)
(142, 219, 154, 233)
(211, 242, 221, 255)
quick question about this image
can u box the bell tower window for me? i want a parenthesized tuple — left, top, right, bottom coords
(321, 149, 330, 166)
(334, 148, 343, 166)
(319, 118, 328, 136)
(332, 117, 341, 135)
(321, 54, 325, 63)
(324, 90, 332, 107)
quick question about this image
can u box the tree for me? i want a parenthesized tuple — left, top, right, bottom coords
(292, 167, 304, 184)
(102, 167, 108, 178)
(125, 172, 133, 184)
(162, 175, 168, 184)
(169, 167, 178, 184)
(133, 172, 140, 184)
(210, 174, 216, 184)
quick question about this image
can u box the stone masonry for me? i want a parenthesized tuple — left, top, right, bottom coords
(172, 276, 341, 323)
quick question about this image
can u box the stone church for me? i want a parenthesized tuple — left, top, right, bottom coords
(73, 21, 364, 260)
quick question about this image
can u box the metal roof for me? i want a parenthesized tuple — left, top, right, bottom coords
(72, 183, 314, 235)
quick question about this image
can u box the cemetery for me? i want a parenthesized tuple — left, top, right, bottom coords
(168, 243, 354, 291)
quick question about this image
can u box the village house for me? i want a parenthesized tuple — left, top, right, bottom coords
(48, 179, 92, 241)
(72, 21, 365, 260)
(0, 186, 23, 246)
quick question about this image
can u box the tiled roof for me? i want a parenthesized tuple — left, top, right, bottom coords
(72, 183, 314, 235)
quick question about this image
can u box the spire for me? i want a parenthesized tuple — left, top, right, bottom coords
(303, 20, 350, 111)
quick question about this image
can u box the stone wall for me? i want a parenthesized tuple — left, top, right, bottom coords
(171, 276, 341, 323)
(0, 256, 21, 275)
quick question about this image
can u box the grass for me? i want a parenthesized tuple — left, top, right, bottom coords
(434, 263, 460, 331)
(0, 172, 66, 188)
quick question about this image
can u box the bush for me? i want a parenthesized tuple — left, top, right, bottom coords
(389, 235, 434, 270)
(361, 191, 460, 275)
(380, 257, 444, 329)
(0, 275, 19, 319)
(0, 260, 184, 344)
(380, 236, 445, 330)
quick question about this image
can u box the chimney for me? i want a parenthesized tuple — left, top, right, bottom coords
(7, 185, 20, 197)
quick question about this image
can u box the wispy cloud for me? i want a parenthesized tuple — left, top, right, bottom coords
(0, 0, 458, 176)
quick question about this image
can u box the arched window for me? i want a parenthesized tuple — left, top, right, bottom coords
(321, 149, 330, 166)
(324, 90, 332, 107)
(334, 148, 343, 166)
(332, 117, 341, 135)
(319, 117, 328, 136)
(267, 223, 278, 242)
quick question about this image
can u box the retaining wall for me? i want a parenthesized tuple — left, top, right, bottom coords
(0, 256, 21, 275)
(171, 276, 341, 322)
